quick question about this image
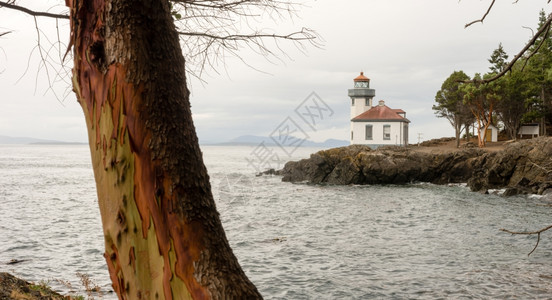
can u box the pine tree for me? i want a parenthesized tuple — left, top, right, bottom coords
(488, 43, 509, 74)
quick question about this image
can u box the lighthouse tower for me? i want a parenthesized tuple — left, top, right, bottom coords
(347, 72, 410, 146)
(348, 72, 375, 120)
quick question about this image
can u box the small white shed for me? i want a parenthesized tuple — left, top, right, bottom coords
(518, 123, 540, 138)
(484, 124, 498, 143)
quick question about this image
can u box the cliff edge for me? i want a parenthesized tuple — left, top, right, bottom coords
(280, 137, 552, 195)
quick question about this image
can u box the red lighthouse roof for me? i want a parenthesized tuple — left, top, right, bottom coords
(354, 72, 370, 82)
(352, 103, 410, 123)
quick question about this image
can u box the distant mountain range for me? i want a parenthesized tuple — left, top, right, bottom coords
(0, 135, 86, 145)
(205, 135, 349, 148)
(0, 134, 349, 148)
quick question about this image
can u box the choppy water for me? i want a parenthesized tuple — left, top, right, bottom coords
(1, 144, 552, 299)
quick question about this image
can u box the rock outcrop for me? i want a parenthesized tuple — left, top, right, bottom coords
(469, 137, 552, 194)
(280, 137, 552, 194)
(0, 272, 64, 300)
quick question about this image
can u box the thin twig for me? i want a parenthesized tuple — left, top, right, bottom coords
(178, 30, 317, 42)
(501, 224, 552, 255)
(521, 23, 551, 72)
(522, 26, 535, 37)
(0, 1, 69, 19)
(172, 0, 320, 78)
(465, 0, 496, 28)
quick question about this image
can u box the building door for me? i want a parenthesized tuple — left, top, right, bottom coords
(485, 129, 492, 142)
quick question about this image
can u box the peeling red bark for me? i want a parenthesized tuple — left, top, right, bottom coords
(68, 0, 262, 299)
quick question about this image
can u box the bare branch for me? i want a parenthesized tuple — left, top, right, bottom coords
(1, 0, 319, 82)
(1, 2, 72, 102)
(179, 30, 316, 42)
(522, 26, 535, 37)
(0, 1, 69, 19)
(501, 224, 552, 255)
(465, 0, 496, 28)
(170, 0, 321, 78)
(521, 23, 551, 71)
(465, 12, 552, 84)
(174, 0, 260, 10)
(0, 31, 11, 37)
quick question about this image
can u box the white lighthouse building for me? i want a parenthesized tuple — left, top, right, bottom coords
(348, 72, 409, 147)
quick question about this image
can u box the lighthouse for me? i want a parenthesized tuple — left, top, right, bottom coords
(348, 72, 375, 120)
(348, 72, 410, 147)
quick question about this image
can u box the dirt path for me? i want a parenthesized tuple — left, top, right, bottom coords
(410, 137, 508, 154)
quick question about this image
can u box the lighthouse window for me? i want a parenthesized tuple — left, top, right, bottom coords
(351, 99, 355, 106)
(383, 125, 391, 140)
(365, 125, 373, 140)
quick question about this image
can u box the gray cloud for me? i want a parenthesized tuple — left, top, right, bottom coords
(0, 1, 546, 143)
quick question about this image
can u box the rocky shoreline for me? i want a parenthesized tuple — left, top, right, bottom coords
(0, 272, 65, 299)
(279, 137, 552, 196)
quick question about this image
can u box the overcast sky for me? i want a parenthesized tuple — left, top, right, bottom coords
(0, 1, 549, 143)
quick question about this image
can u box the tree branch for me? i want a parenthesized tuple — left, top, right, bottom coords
(173, 0, 258, 10)
(0, 1, 69, 19)
(465, 12, 552, 84)
(169, 0, 319, 78)
(0, 31, 11, 37)
(521, 22, 551, 71)
(465, 0, 496, 28)
(501, 224, 552, 256)
(178, 29, 317, 42)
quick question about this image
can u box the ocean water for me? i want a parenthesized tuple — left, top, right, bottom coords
(1, 144, 552, 299)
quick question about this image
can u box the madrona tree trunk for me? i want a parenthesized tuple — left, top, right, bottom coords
(67, 0, 261, 298)
(454, 117, 461, 148)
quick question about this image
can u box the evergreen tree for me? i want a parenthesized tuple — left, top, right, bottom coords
(495, 67, 529, 140)
(487, 43, 527, 140)
(433, 71, 474, 147)
(523, 9, 552, 135)
(488, 43, 509, 74)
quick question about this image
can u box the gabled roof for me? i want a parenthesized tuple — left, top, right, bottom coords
(352, 105, 410, 123)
